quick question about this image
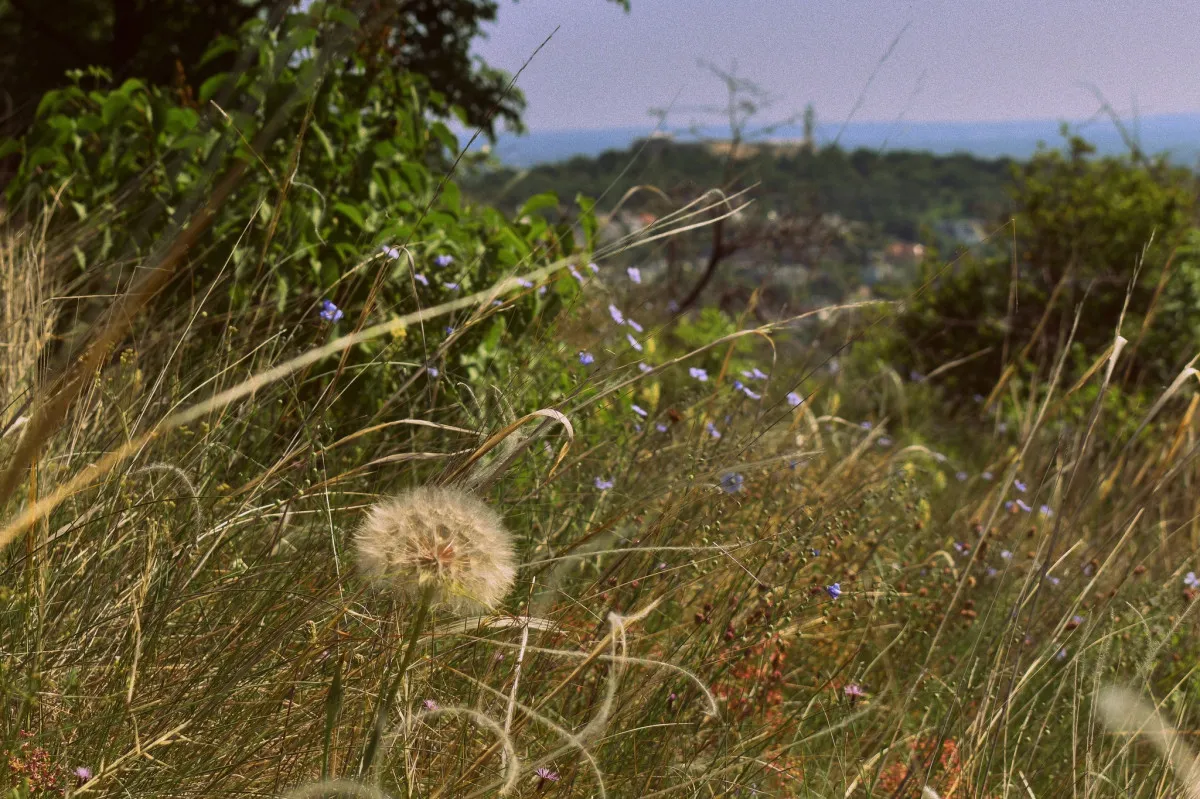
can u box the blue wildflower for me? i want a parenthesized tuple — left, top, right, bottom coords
(706, 421, 721, 439)
(608, 304, 625, 325)
(587, 262, 599, 274)
(626, 333, 643, 351)
(414, 273, 429, 286)
(627, 318, 644, 333)
(319, 300, 344, 323)
(569, 265, 584, 283)
(638, 362, 653, 373)
(1185, 572, 1200, 588)
(742, 386, 761, 400)
(1014, 479, 1027, 493)
(434, 254, 454, 267)
(578, 351, 595, 365)
(594, 477, 614, 491)
(632, 404, 648, 418)
(627, 266, 642, 283)
(719, 473, 744, 493)
(518, 278, 534, 288)
(826, 583, 841, 599)
(1015, 499, 1032, 513)
(860, 421, 873, 430)
(381, 245, 400, 259)
(428, 367, 439, 378)
(1039, 504, 1053, 517)
(655, 423, 668, 432)
(787, 392, 803, 407)
(689, 367, 709, 382)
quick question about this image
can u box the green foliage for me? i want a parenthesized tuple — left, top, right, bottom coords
(884, 134, 1199, 402)
(2, 6, 592, 323)
(0, 0, 632, 141)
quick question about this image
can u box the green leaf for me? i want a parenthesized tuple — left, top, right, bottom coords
(101, 93, 131, 126)
(198, 74, 229, 104)
(519, 191, 559, 218)
(333, 202, 366, 229)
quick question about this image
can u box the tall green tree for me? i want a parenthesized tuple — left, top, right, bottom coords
(0, 0, 629, 139)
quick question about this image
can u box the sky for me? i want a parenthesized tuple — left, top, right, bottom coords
(471, 0, 1200, 132)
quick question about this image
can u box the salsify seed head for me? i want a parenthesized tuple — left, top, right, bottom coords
(355, 486, 517, 611)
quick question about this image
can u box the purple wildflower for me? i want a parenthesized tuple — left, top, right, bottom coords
(638, 362, 653, 373)
(434, 254, 454, 267)
(518, 278, 534, 288)
(860, 421, 872, 430)
(655, 423, 668, 432)
(569, 265, 584, 283)
(423, 698, 440, 711)
(414, 272, 429, 286)
(627, 318, 644, 333)
(1185, 572, 1200, 589)
(705, 421, 721, 439)
(981, 471, 994, 481)
(1038, 504, 1053, 517)
(445, 282, 460, 291)
(626, 332, 643, 351)
(594, 477, 614, 491)
(578, 351, 595, 365)
(787, 392, 803, 407)
(1000, 550, 1013, 560)
(627, 266, 642, 283)
(956, 471, 968, 482)
(844, 683, 865, 699)
(826, 583, 842, 600)
(877, 436, 893, 447)
(689, 367, 709, 382)
(632, 404, 648, 418)
(428, 367, 439, 378)
(587, 262, 599, 274)
(536, 767, 560, 782)
(74, 767, 92, 783)
(608, 304, 625, 325)
(1014, 479, 1027, 493)
(1016, 499, 1032, 513)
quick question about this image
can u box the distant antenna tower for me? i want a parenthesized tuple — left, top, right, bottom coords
(802, 104, 816, 152)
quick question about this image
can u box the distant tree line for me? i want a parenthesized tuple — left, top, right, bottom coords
(463, 139, 1018, 242)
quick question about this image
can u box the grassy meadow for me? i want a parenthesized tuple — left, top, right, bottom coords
(5, 195, 1200, 799)
(3, 7, 1200, 798)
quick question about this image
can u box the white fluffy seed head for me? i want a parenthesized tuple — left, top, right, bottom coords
(354, 486, 516, 611)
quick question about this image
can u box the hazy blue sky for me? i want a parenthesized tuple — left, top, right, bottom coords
(471, 0, 1200, 131)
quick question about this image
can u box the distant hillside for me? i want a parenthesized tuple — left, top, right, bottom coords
(470, 113, 1200, 168)
(463, 139, 1016, 243)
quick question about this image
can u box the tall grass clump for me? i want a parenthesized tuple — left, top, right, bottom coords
(5, 8, 1200, 799)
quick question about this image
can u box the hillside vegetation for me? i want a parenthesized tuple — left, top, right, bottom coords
(3, 4, 1200, 799)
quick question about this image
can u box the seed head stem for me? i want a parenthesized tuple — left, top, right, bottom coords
(358, 581, 437, 778)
